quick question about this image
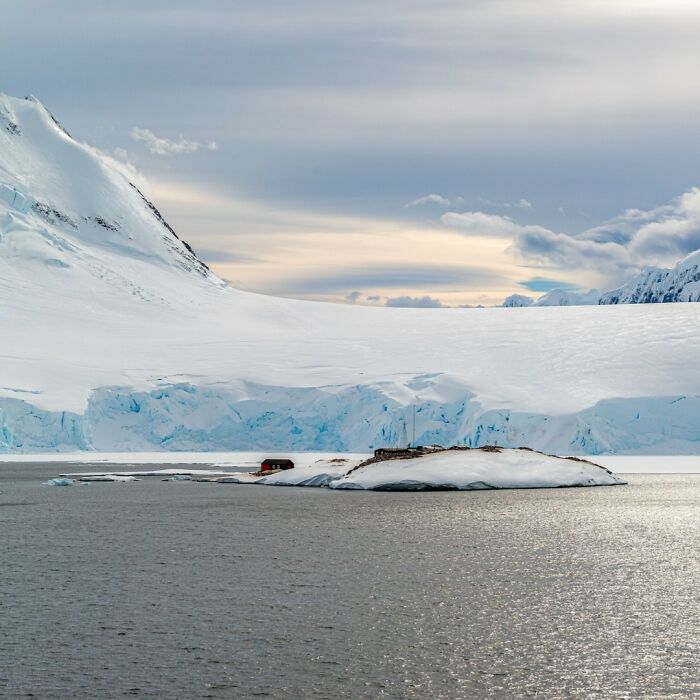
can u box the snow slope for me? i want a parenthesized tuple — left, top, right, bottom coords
(1, 93, 699, 454)
(206, 449, 624, 489)
(533, 288, 600, 306)
(502, 288, 600, 307)
(600, 251, 700, 304)
(327, 449, 623, 490)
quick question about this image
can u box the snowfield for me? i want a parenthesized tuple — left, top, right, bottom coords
(1, 93, 699, 454)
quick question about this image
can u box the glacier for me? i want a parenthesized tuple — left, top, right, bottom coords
(2, 381, 699, 455)
(1, 92, 699, 455)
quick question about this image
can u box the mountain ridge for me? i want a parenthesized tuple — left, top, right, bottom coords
(0, 93, 214, 288)
(600, 250, 700, 304)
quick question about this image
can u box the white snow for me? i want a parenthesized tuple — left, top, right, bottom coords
(213, 449, 624, 490)
(502, 288, 600, 307)
(532, 288, 601, 306)
(42, 477, 76, 486)
(1, 93, 699, 455)
(327, 449, 623, 490)
(61, 468, 229, 477)
(600, 250, 700, 304)
(78, 474, 139, 482)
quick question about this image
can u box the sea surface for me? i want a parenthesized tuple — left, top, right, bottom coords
(1, 464, 698, 699)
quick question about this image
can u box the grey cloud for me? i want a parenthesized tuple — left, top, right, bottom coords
(385, 295, 445, 308)
(510, 187, 700, 279)
(510, 226, 630, 274)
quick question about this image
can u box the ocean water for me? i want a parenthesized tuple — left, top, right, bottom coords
(1, 464, 698, 699)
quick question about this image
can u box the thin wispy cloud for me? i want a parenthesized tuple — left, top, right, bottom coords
(405, 194, 451, 208)
(440, 211, 542, 238)
(130, 128, 217, 156)
(510, 199, 533, 210)
(262, 263, 506, 295)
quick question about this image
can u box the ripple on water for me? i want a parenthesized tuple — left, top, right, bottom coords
(0, 466, 698, 698)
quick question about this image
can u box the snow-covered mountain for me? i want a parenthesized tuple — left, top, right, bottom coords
(502, 250, 700, 307)
(502, 293, 533, 307)
(535, 288, 600, 306)
(1, 93, 700, 455)
(502, 288, 600, 307)
(0, 95, 214, 288)
(600, 251, 700, 304)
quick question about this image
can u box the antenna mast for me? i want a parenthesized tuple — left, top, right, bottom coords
(412, 403, 416, 448)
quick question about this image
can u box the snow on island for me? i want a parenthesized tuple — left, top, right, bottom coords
(53, 448, 625, 490)
(217, 447, 626, 490)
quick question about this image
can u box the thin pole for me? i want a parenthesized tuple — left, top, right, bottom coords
(412, 404, 416, 448)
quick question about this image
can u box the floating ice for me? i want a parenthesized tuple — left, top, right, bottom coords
(78, 474, 139, 482)
(43, 477, 75, 486)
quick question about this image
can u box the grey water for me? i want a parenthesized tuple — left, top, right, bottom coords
(1, 464, 698, 699)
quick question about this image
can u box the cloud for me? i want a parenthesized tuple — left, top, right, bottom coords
(441, 210, 551, 239)
(130, 127, 217, 156)
(501, 198, 533, 210)
(195, 248, 260, 264)
(511, 226, 630, 275)
(263, 263, 507, 295)
(406, 193, 451, 208)
(509, 187, 700, 279)
(385, 295, 445, 308)
(519, 277, 579, 293)
(345, 290, 362, 302)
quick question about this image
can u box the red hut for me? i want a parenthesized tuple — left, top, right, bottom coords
(260, 458, 295, 472)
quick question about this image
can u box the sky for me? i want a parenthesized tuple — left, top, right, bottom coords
(2, 0, 700, 306)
